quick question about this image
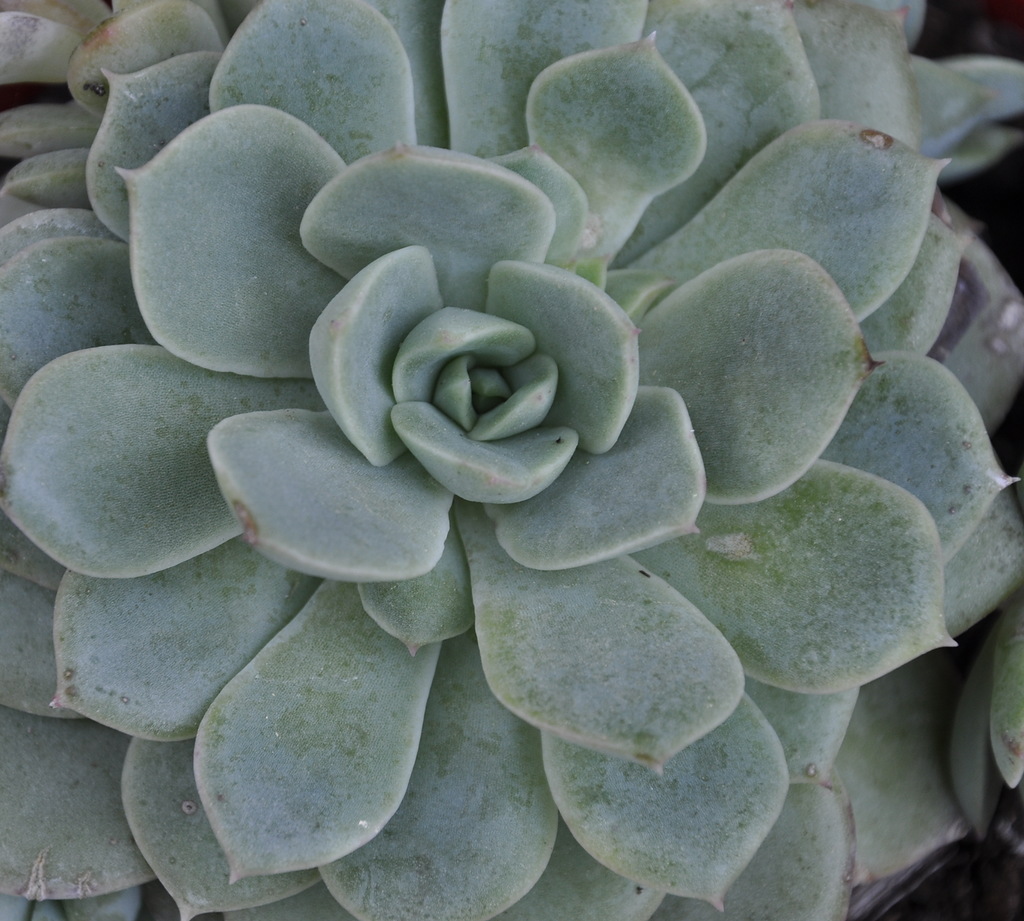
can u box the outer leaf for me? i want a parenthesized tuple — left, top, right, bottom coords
(940, 124, 1024, 183)
(208, 409, 452, 580)
(542, 696, 788, 903)
(53, 539, 318, 739)
(636, 461, 949, 692)
(0, 237, 151, 404)
(490, 386, 705, 569)
(792, 0, 921, 148)
(321, 634, 558, 921)
(459, 502, 744, 769)
(640, 249, 870, 503)
(527, 38, 705, 258)
(0, 13, 82, 84)
(63, 888, 143, 921)
(223, 884, 356, 921)
(0, 208, 117, 264)
(301, 146, 555, 310)
(650, 783, 854, 921)
(87, 51, 219, 240)
(0, 706, 153, 898)
(944, 487, 1024, 637)
(491, 820, 665, 921)
(123, 739, 318, 919)
(745, 679, 858, 785)
(0, 0, 109, 33)
(357, 513, 474, 649)
(308, 246, 443, 466)
(66, 0, 223, 114)
(835, 652, 969, 883)
(633, 120, 943, 319)
(0, 103, 99, 159)
(209, 0, 415, 162)
(0, 345, 323, 578)
(194, 581, 440, 876)
(0, 571, 76, 718)
(441, 0, 646, 157)
(619, 0, 820, 264)
(486, 259, 638, 453)
(912, 55, 995, 158)
(126, 105, 346, 377)
(821, 351, 1012, 560)
(991, 596, 1024, 788)
(0, 506, 65, 590)
(1, 148, 90, 209)
(603, 270, 675, 322)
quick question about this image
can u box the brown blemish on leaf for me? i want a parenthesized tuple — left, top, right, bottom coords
(23, 847, 50, 900)
(859, 128, 894, 149)
(234, 502, 259, 545)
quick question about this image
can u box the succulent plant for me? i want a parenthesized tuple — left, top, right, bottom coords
(2, 0, 1024, 919)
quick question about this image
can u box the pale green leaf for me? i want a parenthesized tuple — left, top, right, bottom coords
(745, 679, 858, 785)
(1, 148, 90, 209)
(459, 502, 743, 768)
(441, 0, 645, 157)
(486, 259, 638, 453)
(0, 208, 117, 265)
(301, 145, 555, 310)
(848, 0, 926, 44)
(640, 249, 870, 503)
(0, 506, 65, 590)
(793, 0, 921, 148)
(66, 0, 223, 114)
(0, 103, 98, 159)
(619, 0, 819, 264)
(940, 124, 1024, 184)
(63, 888, 143, 921)
(208, 409, 452, 580)
(0, 706, 153, 898)
(527, 38, 705, 258)
(390, 402, 576, 504)
(634, 121, 943, 319)
(358, 513, 473, 649)
(209, 0, 415, 161)
(603, 270, 675, 322)
(53, 540, 318, 739)
(821, 351, 1012, 560)
(991, 596, 1024, 788)
(194, 581, 439, 876)
(321, 634, 558, 921)
(0, 237, 151, 404)
(0, 894, 32, 921)
(650, 782, 854, 921)
(87, 51, 218, 240)
(0, 345, 323, 577)
(835, 652, 969, 883)
(223, 885, 355, 921)
(0, 13, 81, 84)
(0, 0, 109, 35)
(913, 55, 996, 158)
(542, 696, 788, 903)
(490, 386, 705, 569)
(944, 55, 1024, 122)
(636, 461, 949, 692)
(123, 739, 318, 919)
(125, 105, 346, 377)
(308, 246, 442, 466)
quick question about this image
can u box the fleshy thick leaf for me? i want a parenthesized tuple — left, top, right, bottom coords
(123, 739, 318, 919)
(309, 246, 443, 466)
(208, 409, 452, 580)
(640, 249, 870, 503)
(441, 0, 646, 157)
(126, 105, 346, 377)
(991, 596, 1024, 788)
(53, 540, 318, 739)
(1, 148, 90, 209)
(87, 51, 218, 240)
(223, 884, 356, 921)
(792, 0, 921, 148)
(209, 0, 415, 161)
(0, 102, 99, 159)
(636, 461, 949, 692)
(0, 12, 82, 83)
(542, 696, 788, 903)
(821, 351, 1012, 560)
(66, 0, 223, 114)
(913, 56, 999, 159)
(0, 208, 117, 265)
(634, 121, 943, 319)
(490, 386, 704, 569)
(0, 345, 323, 578)
(320, 634, 558, 921)
(745, 679, 858, 785)
(527, 38, 705, 257)
(63, 888, 143, 921)
(194, 581, 440, 876)
(459, 502, 743, 768)
(618, 0, 819, 263)
(486, 259, 638, 453)
(301, 146, 555, 310)
(0, 706, 153, 898)
(0, 506, 65, 591)
(835, 652, 969, 883)
(0, 237, 151, 404)
(650, 783, 854, 921)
